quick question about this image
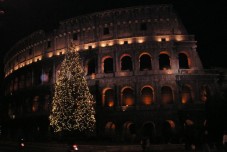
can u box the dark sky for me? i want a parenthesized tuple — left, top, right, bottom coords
(0, 0, 226, 79)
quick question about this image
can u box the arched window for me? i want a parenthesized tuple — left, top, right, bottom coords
(140, 54, 152, 70)
(121, 56, 132, 71)
(123, 121, 136, 141)
(200, 85, 210, 103)
(104, 57, 113, 73)
(141, 86, 154, 105)
(32, 96, 39, 112)
(179, 53, 189, 69)
(87, 58, 96, 75)
(181, 85, 192, 104)
(162, 120, 175, 143)
(103, 89, 115, 107)
(159, 54, 171, 70)
(122, 87, 134, 106)
(141, 122, 156, 140)
(161, 86, 173, 104)
(105, 122, 116, 138)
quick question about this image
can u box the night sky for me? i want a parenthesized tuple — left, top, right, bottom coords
(0, 0, 226, 82)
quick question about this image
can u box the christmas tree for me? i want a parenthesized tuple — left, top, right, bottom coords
(49, 43, 96, 133)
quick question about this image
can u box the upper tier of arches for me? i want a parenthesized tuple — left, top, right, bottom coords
(4, 5, 200, 77)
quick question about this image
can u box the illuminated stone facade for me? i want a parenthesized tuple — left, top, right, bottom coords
(2, 5, 221, 142)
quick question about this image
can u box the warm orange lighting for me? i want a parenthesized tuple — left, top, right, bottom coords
(156, 36, 170, 42)
(32, 102, 38, 112)
(91, 73, 96, 79)
(162, 94, 173, 104)
(181, 93, 191, 104)
(138, 38, 145, 43)
(56, 49, 65, 55)
(20, 63, 25, 68)
(175, 35, 184, 41)
(166, 69, 172, 74)
(34, 56, 42, 62)
(143, 96, 152, 105)
(127, 39, 132, 44)
(105, 122, 116, 134)
(84, 45, 89, 50)
(108, 101, 114, 107)
(14, 65, 18, 70)
(125, 97, 134, 106)
(119, 40, 124, 45)
(48, 52, 53, 58)
(91, 44, 96, 48)
(25, 61, 29, 65)
(122, 106, 128, 111)
(157, 37, 162, 42)
(108, 41, 114, 46)
(118, 71, 131, 76)
(163, 67, 167, 70)
(181, 98, 187, 104)
(101, 42, 107, 47)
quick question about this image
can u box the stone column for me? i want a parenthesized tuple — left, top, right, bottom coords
(153, 47, 159, 72)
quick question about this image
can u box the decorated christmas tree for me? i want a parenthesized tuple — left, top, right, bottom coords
(49, 43, 96, 134)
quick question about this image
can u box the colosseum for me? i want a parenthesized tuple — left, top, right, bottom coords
(2, 4, 223, 143)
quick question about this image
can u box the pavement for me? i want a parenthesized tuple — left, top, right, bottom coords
(0, 140, 180, 152)
(0, 140, 225, 152)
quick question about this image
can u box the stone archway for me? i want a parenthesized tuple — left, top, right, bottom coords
(141, 122, 156, 143)
(161, 120, 176, 143)
(122, 121, 136, 142)
(105, 122, 116, 139)
(179, 53, 189, 69)
(139, 53, 152, 71)
(159, 53, 171, 70)
(121, 55, 133, 71)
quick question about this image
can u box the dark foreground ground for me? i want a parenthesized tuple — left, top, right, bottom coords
(0, 140, 226, 152)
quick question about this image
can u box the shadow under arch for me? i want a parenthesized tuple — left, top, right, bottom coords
(122, 121, 137, 142)
(161, 120, 176, 143)
(104, 122, 116, 139)
(141, 121, 156, 143)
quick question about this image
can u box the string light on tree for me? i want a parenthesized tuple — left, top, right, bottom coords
(49, 42, 96, 133)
